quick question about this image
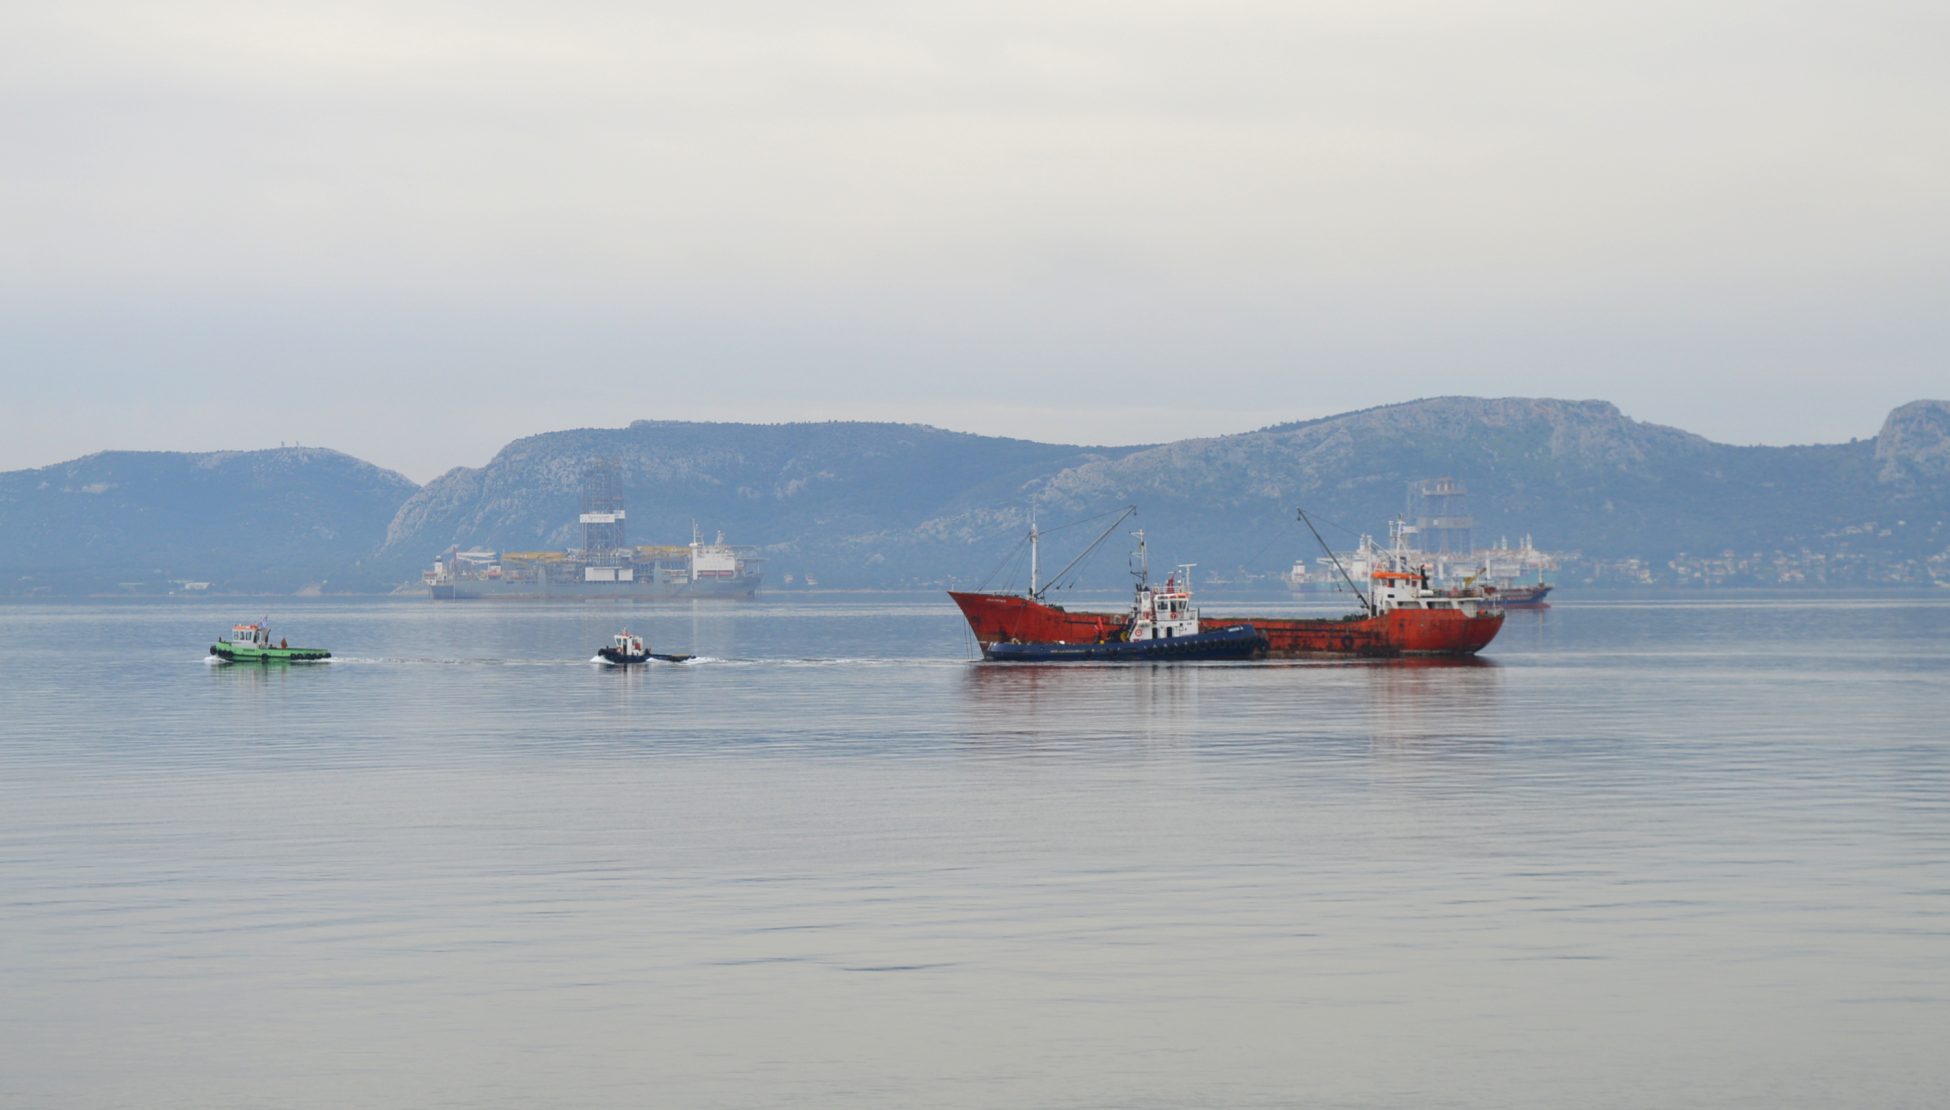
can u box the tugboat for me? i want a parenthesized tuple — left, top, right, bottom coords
(982, 531, 1263, 662)
(209, 621, 331, 663)
(596, 631, 694, 666)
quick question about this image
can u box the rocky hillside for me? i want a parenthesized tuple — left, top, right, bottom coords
(1012, 398, 1886, 577)
(0, 448, 418, 595)
(372, 420, 1139, 585)
(7, 399, 1943, 594)
(1875, 400, 1950, 488)
(375, 398, 1949, 590)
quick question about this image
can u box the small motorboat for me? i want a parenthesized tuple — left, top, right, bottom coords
(597, 631, 694, 666)
(210, 621, 331, 663)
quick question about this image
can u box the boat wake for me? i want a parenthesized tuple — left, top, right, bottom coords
(326, 656, 588, 668)
(694, 657, 965, 669)
(272, 655, 961, 668)
(594, 655, 961, 669)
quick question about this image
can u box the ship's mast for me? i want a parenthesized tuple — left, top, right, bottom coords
(1030, 505, 1136, 599)
(1131, 529, 1149, 589)
(1298, 506, 1374, 617)
(1028, 508, 1038, 599)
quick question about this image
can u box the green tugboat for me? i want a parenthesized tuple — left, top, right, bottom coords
(210, 621, 331, 663)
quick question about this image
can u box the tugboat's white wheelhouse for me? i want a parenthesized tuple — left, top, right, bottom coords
(231, 624, 269, 647)
(1130, 564, 1202, 641)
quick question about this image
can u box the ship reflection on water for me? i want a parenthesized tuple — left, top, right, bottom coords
(1357, 656, 1508, 763)
(953, 656, 1506, 762)
(955, 661, 1210, 742)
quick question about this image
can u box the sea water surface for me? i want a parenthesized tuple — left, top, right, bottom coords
(2, 594, 1947, 1108)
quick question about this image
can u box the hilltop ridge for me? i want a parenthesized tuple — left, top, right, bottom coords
(372, 397, 1946, 590)
(0, 447, 418, 594)
(3, 398, 1944, 594)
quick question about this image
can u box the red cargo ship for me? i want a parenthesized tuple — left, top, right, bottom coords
(1487, 583, 1551, 608)
(951, 513, 1504, 660)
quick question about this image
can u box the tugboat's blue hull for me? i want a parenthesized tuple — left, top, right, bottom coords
(597, 648, 696, 665)
(984, 624, 1264, 662)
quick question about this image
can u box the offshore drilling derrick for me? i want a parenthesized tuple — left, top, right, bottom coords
(579, 460, 628, 570)
(1406, 477, 1474, 555)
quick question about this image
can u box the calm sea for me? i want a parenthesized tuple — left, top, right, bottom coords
(2, 594, 1947, 1109)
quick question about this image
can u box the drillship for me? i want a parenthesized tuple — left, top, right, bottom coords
(423, 465, 763, 600)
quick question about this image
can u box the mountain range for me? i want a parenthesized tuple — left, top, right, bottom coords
(0, 448, 417, 595)
(4, 397, 1945, 595)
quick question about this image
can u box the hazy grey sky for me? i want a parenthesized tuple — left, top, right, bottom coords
(4, 1, 1945, 481)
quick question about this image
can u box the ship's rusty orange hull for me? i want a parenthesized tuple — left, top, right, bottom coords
(949, 591, 1503, 658)
(1217, 609, 1503, 657)
(948, 591, 1128, 647)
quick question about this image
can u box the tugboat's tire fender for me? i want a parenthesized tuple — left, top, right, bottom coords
(1340, 635, 1355, 652)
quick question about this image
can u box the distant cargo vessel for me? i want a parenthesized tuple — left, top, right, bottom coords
(1288, 478, 1557, 607)
(424, 464, 762, 600)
